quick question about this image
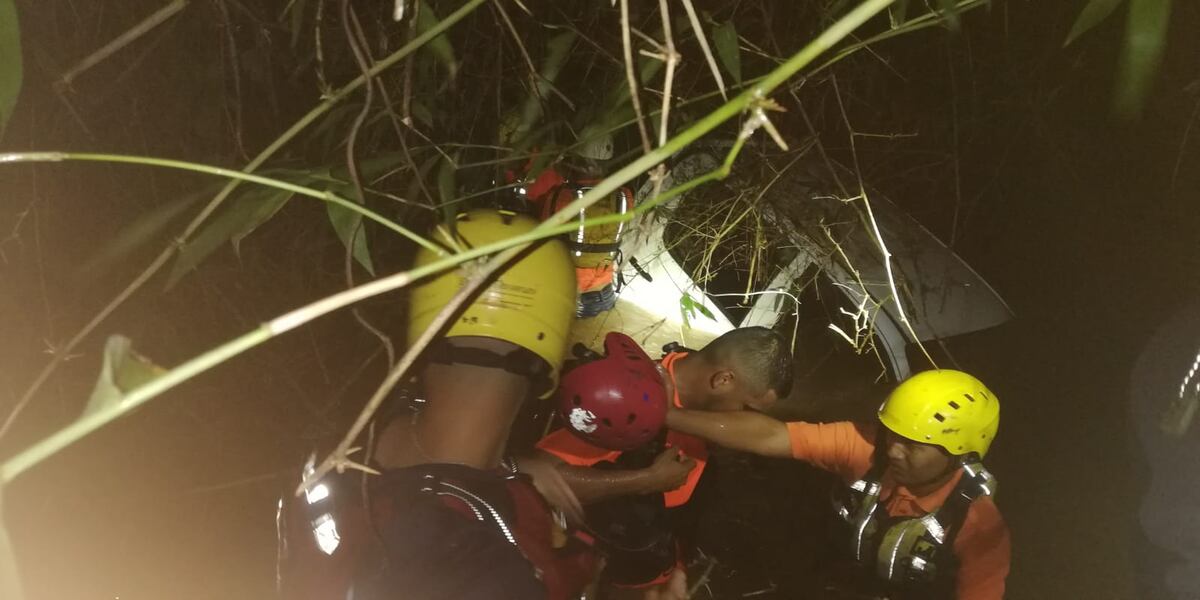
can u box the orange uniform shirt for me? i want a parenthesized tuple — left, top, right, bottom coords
(537, 352, 708, 507)
(787, 421, 1011, 600)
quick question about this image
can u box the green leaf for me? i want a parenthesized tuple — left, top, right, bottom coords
(1063, 0, 1125, 47)
(310, 104, 363, 155)
(436, 154, 459, 225)
(407, 153, 441, 211)
(325, 152, 418, 185)
(679, 294, 694, 328)
(888, 0, 911, 28)
(504, 31, 576, 151)
(525, 144, 560, 183)
(229, 190, 291, 253)
(410, 98, 434, 130)
(76, 187, 210, 284)
(1113, 0, 1171, 118)
(84, 335, 166, 418)
(711, 20, 742, 84)
(415, 0, 458, 80)
(286, 0, 310, 48)
(679, 293, 717, 327)
(0, 0, 23, 139)
(569, 53, 663, 148)
(326, 200, 375, 275)
(166, 187, 293, 288)
(938, 0, 961, 31)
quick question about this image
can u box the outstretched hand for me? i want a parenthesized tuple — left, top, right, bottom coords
(518, 453, 586, 524)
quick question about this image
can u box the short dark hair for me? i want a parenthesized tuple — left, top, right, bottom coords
(698, 326, 794, 398)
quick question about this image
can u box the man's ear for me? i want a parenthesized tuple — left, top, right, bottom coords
(709, 369, 735, 391)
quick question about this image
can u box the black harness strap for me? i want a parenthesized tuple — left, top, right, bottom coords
(936, 460, 993, 550)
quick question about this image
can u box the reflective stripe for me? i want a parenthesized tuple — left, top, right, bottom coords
(962, 458, 997, 496)
(305, 482, 331, 504)
(312, 513, 341, 555)
(275, 498, 285, 593)
(441, 481, 517, 546)
(1181, 347, 1200, 397)
(882, 522, 911, 580)
(437, 491, 485, 522)
(852, 501, 877, 561)
(961, 461, 980, 478)
(922, 514, 946, 544)
(910, 555, 928, 571)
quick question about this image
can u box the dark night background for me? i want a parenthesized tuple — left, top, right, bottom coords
(1, 1, 1198, 598)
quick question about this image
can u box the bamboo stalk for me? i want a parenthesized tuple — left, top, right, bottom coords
(58, 0, 190, 87)
(0, 152, 443, 255)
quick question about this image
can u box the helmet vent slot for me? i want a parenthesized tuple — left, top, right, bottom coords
(948, 400, 961, 410)
(627, 413, 637, 424)
(572, 394, 582, 406)
(933, 413, 946, 422)
(601, 418, 612, 427)
(963, 393, 976, 402)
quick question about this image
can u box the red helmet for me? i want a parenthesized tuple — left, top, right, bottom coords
(557, 332, 668, 450)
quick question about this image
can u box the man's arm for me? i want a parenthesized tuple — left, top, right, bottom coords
(666, 408, 792, 458)
(520, 448, 695, 506)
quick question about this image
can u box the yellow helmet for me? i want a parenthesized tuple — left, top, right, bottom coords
(408, 209, 577, 397)
(877, 369, 1000, 458)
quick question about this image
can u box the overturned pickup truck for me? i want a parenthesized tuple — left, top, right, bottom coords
(567, 142, 1011, 406)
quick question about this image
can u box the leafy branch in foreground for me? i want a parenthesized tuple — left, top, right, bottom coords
(0, 151, 443, 253)
(1064, 0, 1174, 118)
(0, 0, 897, 488)
(0, 0, 489, 442)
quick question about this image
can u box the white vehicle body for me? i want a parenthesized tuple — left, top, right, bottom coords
(567, 146, 1012, 381)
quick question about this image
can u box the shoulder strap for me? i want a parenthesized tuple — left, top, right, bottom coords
(936, 457, 997, 549)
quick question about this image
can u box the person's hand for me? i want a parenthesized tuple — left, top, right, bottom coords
(518, 453, 586, 524)
(642, 568, 687, 600)
(644, 447, 696, 493)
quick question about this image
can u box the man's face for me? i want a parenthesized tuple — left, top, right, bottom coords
(884, 430, 958, 487)
(744, 389, 778, 412)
